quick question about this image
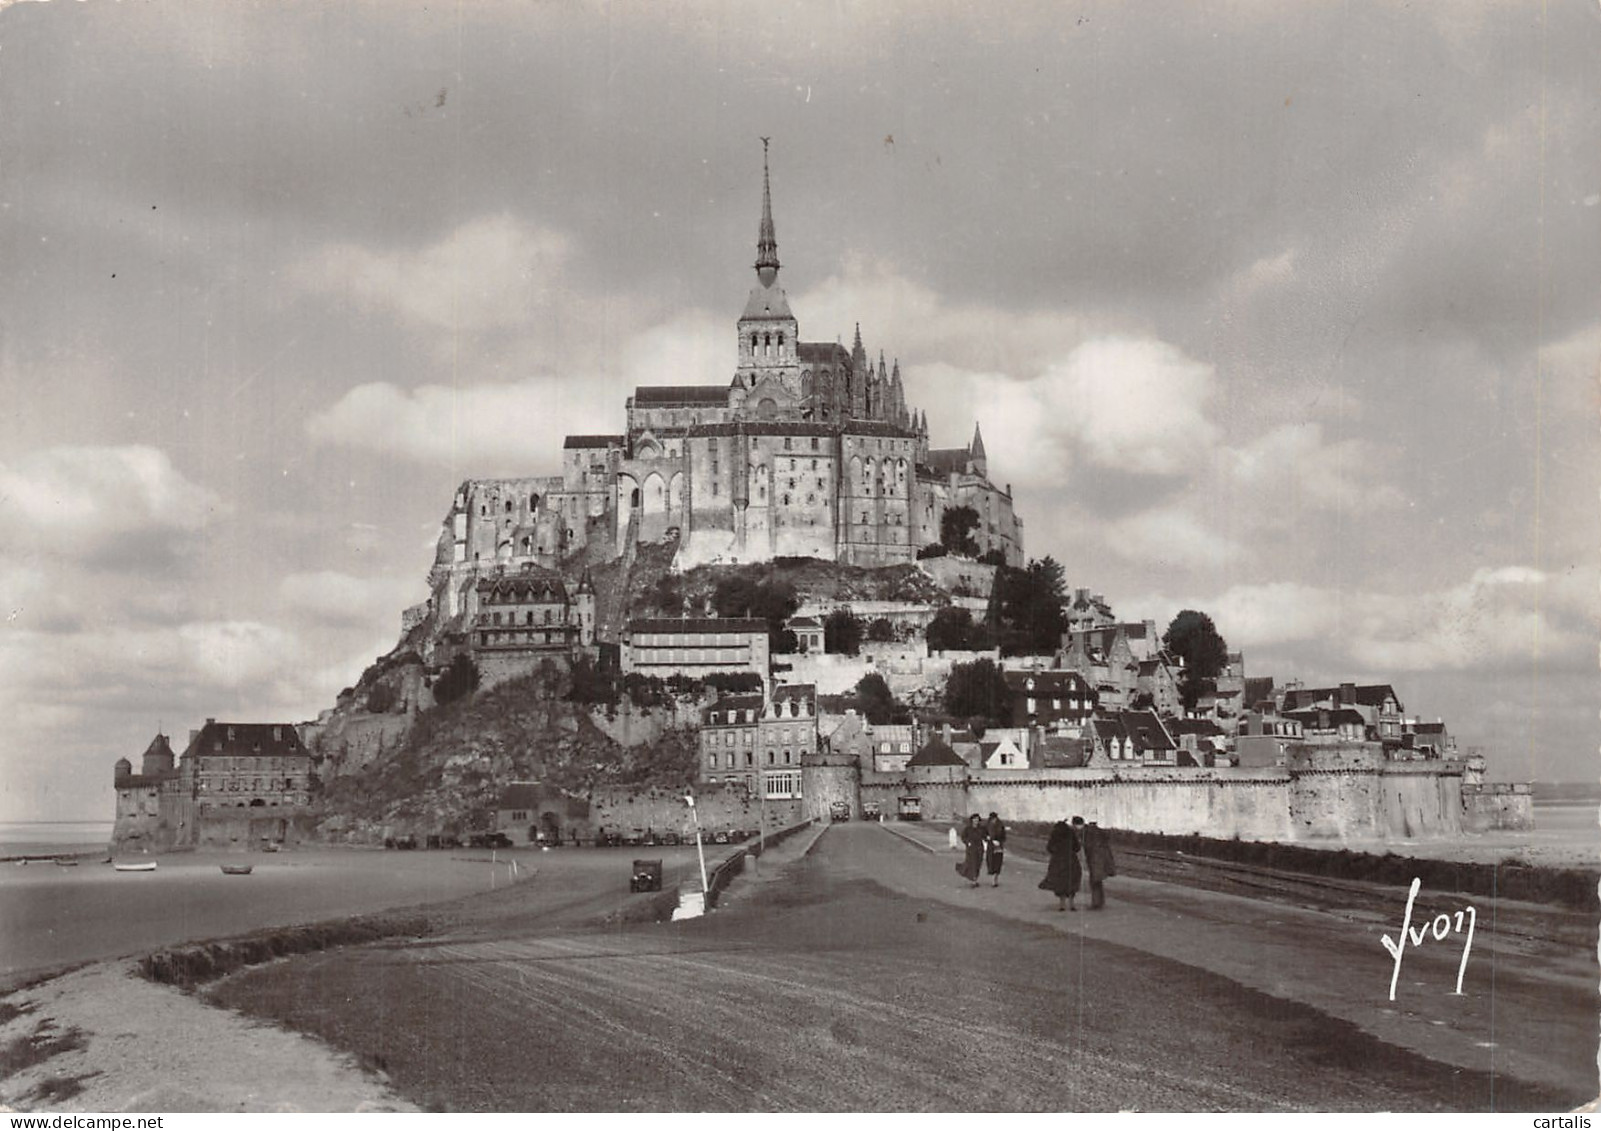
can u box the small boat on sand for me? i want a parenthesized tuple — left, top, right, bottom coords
(113, 861, 158, 873)
(220, 864, 254, 875)
(53, 859, 79, 867)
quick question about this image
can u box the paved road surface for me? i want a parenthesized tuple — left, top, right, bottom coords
(213, 822, 1591, 1111)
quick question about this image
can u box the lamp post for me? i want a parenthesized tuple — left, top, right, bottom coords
(685, 792, 709, 896)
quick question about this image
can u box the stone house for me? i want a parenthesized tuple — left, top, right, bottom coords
(1284, 707, 1367, 744)
(867, 723, 918, 772)
(1397, 720, 1455, 760)
(621, 616, 771, 684)
(185, 719, 313, 812)
(1236, 709, 1305, 768)
(1061, 627, 1140, 711)
(786, 615, 824, 653)
(1281, 683, 1404, 741)
(1135, 655, 1182, 718)
(1003, 669, 1095, 731)
(467, 565, 592, 662)
(699, 693, 766, 786)
(496, 782, 591, 844)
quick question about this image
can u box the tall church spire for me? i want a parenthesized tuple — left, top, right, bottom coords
(755, 138, 780, 287)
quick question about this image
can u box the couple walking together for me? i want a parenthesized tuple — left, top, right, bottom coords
(1039, 816, 1115, 911)
(955, 812, 1006, 887)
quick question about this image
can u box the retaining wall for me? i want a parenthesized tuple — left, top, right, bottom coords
(1461, 782, 1536, 831)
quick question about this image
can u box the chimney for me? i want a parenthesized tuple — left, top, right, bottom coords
(942, 721, 951, 743)
(189, 729, 199, 745)
(205, 717, 216, 726)
(1339, 682, 1356, 705)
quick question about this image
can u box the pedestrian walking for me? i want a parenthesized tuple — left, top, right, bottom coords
(954, 813, 985, 887)
(984, 812, 1006, 887)
(1076, 817, 1116, 909)
(1038, 817, 1083, 910)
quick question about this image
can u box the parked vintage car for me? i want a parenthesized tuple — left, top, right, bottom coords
(630, 858, 663, 893)
(830, 802, 851, 822)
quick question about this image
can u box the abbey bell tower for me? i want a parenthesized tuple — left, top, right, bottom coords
(734, 139, 801, 410)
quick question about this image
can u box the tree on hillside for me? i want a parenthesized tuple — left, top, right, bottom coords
(713, 575, 801, 652)
(855, 672, 897, 725)
(926, 606, 994, 652)
(994, 556, 1068, 656)
(824, 609, 864, 655)
(1163, 609, 1229, 712)
(945, 658, 1011, 726)
(940, 506, 981, 557)
(867, 617, 896, 643)
(652, 574, 683, 614)
(433, 654, 480, 706)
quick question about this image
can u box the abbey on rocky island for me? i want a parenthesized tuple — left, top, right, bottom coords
(428, 143, 1023, 622)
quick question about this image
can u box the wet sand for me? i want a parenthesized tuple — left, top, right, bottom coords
(0, 845, 706, 981)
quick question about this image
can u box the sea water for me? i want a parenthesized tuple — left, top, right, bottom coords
(0, 821, 115, 857)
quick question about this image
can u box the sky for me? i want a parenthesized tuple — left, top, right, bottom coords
(1, 0, 1596, 821)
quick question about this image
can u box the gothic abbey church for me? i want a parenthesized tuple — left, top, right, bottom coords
(430, 145, 1023, 621)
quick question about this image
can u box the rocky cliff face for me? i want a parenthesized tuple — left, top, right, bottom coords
(314, 671, 701, 842)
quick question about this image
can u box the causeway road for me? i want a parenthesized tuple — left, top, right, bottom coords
(210, 821, 1593, 1111)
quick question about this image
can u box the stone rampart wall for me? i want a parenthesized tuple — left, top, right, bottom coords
(588, 783, 805, 841)
(1461, 783, 1536, 831)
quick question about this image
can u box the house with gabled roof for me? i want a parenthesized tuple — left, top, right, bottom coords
(1061, 627, 1140, 710)
(1135, 653, 1182, 718)
(1089, 710, 1178, 765)
(1284, 707, 1367, 743)
(1280, 682, 1403, 738)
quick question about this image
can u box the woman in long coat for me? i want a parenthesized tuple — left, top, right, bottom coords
(983, 812, 1006, 887)
(1038, 818, 1082, 910)
(1079, 819, 1116, 909)
(955, 813, 985, 887)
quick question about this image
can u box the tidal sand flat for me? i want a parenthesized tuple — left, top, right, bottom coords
(0, 846, 625, 978)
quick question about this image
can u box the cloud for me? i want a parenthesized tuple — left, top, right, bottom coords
(0, 445, 227, 564)
(1223, 424, 1405, 514)
(1131, 565, 1595, 676)
(279, 570, 425, 630)
(1106, 506, 1242, 571)
(304, 376, 604, 470)
(290, 214, 573, 334)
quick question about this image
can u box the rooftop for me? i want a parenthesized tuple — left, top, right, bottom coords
(627, 617, 770, 634)
(631, 385, 730, 406)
